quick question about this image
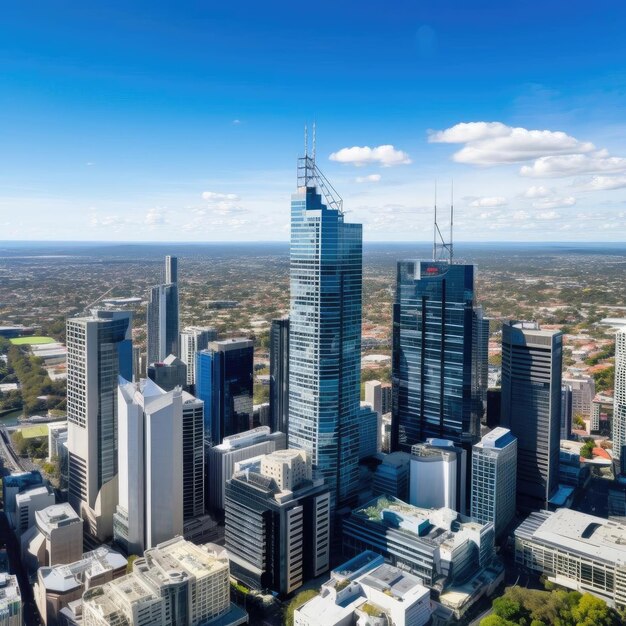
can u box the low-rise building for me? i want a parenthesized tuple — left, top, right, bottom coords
(371, 452, 411, 501)
(14, 485, 55, 537)
(515, 508, 626, 608)
(295, 551, 431, 626)
(3, 470, 44, 529)
(0, 573, 22, 626)
(34, 547, 127, 625)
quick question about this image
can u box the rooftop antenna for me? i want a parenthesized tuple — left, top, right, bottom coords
(312, 120, 317, 165)
(450, 179, 454, 264)
(433, 179, 454, 263)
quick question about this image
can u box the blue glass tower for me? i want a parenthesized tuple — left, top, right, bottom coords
(391, 261, 483, 451)
(288, 153, 362, 511)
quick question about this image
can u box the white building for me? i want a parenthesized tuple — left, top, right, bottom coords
(364, 381, 383, 453)
(206, 426, 286, 511)
(260, 448, 310, 490)
(515, 508, 626, 608)
(47, 422, 68, 462)
(81, 537, 247, 626)
(563, 375, 595, 418)
(180, 326, 217, 388)
(410, 439, 466, 514)
(471, 428, 517, 537)
(613, 329, 626, 463)
(66, 309, 133, 542)
(21, 503, 83, 573)
(295, 552, 431, 626)
(114, 378, 183, 555)
(14, 485, 55, 537)
(0, 573, 22, 626)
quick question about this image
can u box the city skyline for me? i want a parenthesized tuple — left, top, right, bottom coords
(2, 2, 626, 242)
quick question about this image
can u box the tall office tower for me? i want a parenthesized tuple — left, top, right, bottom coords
(391, 261, 484, 452)
(613, 329, 626, 464)
(180, 326, 218, 388)
(269, 316, 289, 434)
(147, 283, 179, 364)
(288, 149, 362, 511)
(563, 375, 595, 419)
(181, 392, 205, 520)
(164, 254, 177, 284)
(365, 380, 383, 453)
(147, 354, 187, 391)
(196, 339, 254, 445)
(471, 427, 517, 537)
(66, 310, 132, 542)
(501, 321, 562, 510)
(114, 378, 183, 555)
(561, 384, 573, 439)
(473, 306, 490, 420)
(225, 449, 331, 595)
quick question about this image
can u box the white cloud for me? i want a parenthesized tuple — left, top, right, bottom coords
(202, 191, 240, 201)
(512, 210, 529, 221)
(537, 210, 560, 220)
(574, 175, 626, 191)
(90, 214, 127, 228)
(520, 151, 626, 177)
(329, 145, 411, 167)
(355, 174, 382, 183)
(144, 208, 166, 226)
(532, 196, 576, 209)
(429, 122, 594, 165)
(469, 196, 507, 208)
(232, 119, 241, 125)
(524, 185, 552, 198)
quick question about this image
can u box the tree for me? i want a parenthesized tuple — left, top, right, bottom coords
(493, 596, 524, 622)
(571, 593, 620, 626)
(480, 615, 517, 626)
(580, 440, 594, 459)
(284, 589, 319, 626)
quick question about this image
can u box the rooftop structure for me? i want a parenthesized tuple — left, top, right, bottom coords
(0, 573, 22, 626)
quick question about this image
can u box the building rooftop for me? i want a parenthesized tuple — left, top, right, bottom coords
(516, 508, 626, 566)
(0, 573, 21, 605)
(216, 426, 277, 450)
(475, 427, 516, 450)
(36, 503, 80, 530)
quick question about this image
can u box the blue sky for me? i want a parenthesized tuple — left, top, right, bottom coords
(1, 0, 626, 241)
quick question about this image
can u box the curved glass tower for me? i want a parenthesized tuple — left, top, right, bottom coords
(288, 154, 362, 511)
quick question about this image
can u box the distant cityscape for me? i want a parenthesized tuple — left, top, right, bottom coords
(0, 144, 624, 626)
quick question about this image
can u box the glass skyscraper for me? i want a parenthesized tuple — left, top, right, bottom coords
(391, 261, 484, 451)
(269, 316, 289, 435)
(147, 256, 179, 364)
(288, 154, 362, 511)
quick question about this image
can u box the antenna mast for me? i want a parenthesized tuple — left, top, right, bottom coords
(433, 179, 454, 263)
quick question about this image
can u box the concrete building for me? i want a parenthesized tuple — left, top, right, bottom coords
(81, 537, 247, 626)
(196, 339, 254, 445)
(343, 496, 495, 591)
(0, 573, 22, 626)
(66, 309, 133, 542)
(14, 485, 55, 537)
(613, 329, 626, 464)
(561, 384, 573, 440)
(372, 452, 411, 501)
(225, 449, 331, 595)
(114, 378, 183, 555)
(295, 552, 431, 626)
(515, 508, 626, 608)
(269, 316, 289, 435)
(501, 321, 562, 510)
(409, 439, 466, 514)
(563, 375, 595, 419)
(364, 381, 383, 453)
(471, 428, 517, 537)
(3, 471, 43, 525)
(358, 403, 379, 460)
(48, 422, 68, 462)
(180, 326, 217, 389)
(147, 354, 187, 392)
(206, 426, 286, 512)
(147, 258, 179, 364)
(34, 547, 127, 626)
(21, 503, 83, 574)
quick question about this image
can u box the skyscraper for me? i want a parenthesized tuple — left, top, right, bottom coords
(147, 353, 187, 391)
(501, 321, 562, 510)
(114, 378, 183, 555)
(164, 254, 178, 285)
(66, 309, 132, 541)
(196, 339, 254, 445)
(288, 150, 362, 510)
(391, 261, 484, 451)
(612, 329, 626, 465)
(471, 427, 517, 537)
(269, 316, 289, 434)
(181, 392, 205, 520)
(146, 284, 179, 364)
(180, 326, 218, 389)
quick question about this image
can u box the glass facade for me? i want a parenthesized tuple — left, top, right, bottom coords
(269, 316, 289, 435)
(392, 261, 481, 451)
(147, 283, 179, 364)
(288, 171, 362, 510)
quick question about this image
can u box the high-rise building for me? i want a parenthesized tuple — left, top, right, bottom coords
(364, 381, 383, 453)
(471, 427, 517, 537)
(288, 151, 362, 511)
(561, 383, 573, 439)
(225, 449, 331, 595)
(269, 316, 289, 434)
(391, 261, 484, 451)
(147, 283, 179, 364)
(181, 392, 205, 520)
(613, 330, 626, 464)
(180, 326, 217, 389)
(501, 321, 562, 510)
(164, 255, 177, 285)
(114, 378, 183, 555)
(206, 426, 286, 512)
(147, 354, 187, 391)
(563, 375, 595, 419)
(196, 338, 254, 445)
(66, 309, 132, 541)
(358, 403, 379, 460)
